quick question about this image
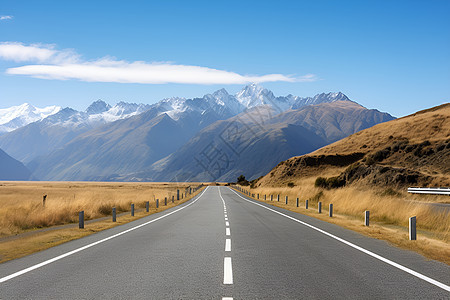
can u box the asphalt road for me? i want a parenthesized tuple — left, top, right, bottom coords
(0, 186, 449, 299)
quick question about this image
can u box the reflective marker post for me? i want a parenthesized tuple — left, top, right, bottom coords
(79, 211, 84, 229)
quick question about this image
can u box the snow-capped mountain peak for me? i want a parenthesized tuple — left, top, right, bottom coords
(312, 92, 350, 102)
(0, 103, 61, 133)
(236, 83, 291, 111)
(212, 88, 229, 98)
(85, 100, 111, 115)
(108, 102, 151, 117)
(236, 83, 264, 99)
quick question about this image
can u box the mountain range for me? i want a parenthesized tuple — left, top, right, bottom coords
(125, 100, 394, 182)
(0, 84, 395, 181)
(0, 101, 151, 163)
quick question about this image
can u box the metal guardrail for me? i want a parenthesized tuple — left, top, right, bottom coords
(408, 187, 450, 195)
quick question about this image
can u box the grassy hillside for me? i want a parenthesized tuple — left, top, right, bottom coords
(257, 103, 450, 188)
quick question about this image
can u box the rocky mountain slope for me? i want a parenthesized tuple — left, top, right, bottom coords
(0, 148, 31, 180)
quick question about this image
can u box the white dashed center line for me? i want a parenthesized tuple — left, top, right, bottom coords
(224, 257, 233, 284)
(219, 187, 234, 299)
(225, 238, 231, 252)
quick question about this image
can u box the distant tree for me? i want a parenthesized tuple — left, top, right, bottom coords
(237, 174, 249, 186)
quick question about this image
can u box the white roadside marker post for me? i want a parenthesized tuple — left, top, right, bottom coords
(365, 210, 370, 226)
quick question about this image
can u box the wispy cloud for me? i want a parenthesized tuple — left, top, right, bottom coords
(0, 42, 318, 85)
(0, 42, 80, 64)
(0, 15, 13, 21)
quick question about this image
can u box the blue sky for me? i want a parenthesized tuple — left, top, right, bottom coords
(0, 0, 449, 117)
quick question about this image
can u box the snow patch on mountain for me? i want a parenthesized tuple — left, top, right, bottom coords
(46, 100, 153, 127)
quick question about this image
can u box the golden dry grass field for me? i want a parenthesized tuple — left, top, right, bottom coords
(0, 181, 204, 263)
(234, 180, 450, 265)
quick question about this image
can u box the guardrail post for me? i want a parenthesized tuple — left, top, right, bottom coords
(131, 204, 135, 216)
(264, 194, 266, 201)
(318, 202, 322, 213)
(172, 195, 174, 203)
(112, 207, 116, 222)
(156, 199, 159, 208)
(165, 197, 167, 206)
(296, 197, 299, 207)
(277, 194, 280, 202)
(177, 190, 180, 200)
(285, 196, 288, 205)
(409, 216, 417, 240)
(329, 204, 333, 217)
(306, 199, 309, 209)
(146, 201, 149, 212)
(365, 211, 370, 226)
(271, 195, 273, 201)
(257, 194, 259, 199)
(79, 211, 84, 229)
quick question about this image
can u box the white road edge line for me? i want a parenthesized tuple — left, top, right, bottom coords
(0, 187, 210, 284)
(224, 257, 233, 284)
(229, 187, 450, 292)
(225, 238, 231, 252)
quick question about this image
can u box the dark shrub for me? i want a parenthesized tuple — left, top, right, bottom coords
(326, 176, 345, 188)
(315, 177, 328, 188)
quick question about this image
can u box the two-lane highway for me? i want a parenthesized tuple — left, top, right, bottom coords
(1, 186, 449, 299)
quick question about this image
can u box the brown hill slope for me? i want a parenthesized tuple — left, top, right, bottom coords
(256, 103, 450, 188)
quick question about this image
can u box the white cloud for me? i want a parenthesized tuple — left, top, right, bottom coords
(0, 42, 80, 64)
(0, 15, 13, 20)
(1, 42, 317, 85)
